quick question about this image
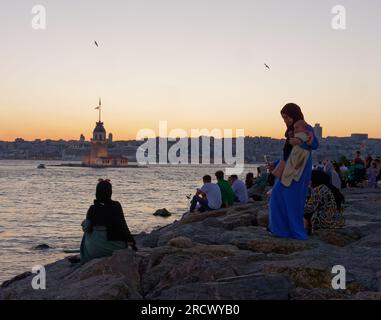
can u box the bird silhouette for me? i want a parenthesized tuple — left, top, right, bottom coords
(264, 63, 270, 69)
(94, 41, 99, 47)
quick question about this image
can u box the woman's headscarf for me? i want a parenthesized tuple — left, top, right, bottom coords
(96, 180, 112, 203)
(311, 170, 344, 210)
(281, 103, 305, 138)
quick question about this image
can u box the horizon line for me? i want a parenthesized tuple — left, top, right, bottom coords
(1, 134, 375, 143)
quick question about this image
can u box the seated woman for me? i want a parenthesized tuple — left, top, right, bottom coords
(304, 170, 345, 235)
(80, 179, 137, 264)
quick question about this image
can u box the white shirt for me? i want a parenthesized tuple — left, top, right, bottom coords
(201, 183, 222, 210)
(232, 179, 249, 204)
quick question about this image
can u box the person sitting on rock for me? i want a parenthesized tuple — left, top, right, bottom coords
(304, 170, 345, 235)
(80, 179, 137, 264)
(230, 175, 249, 204)
(215, 170, 235, 208)
(189, 175, 222, 213)
(246, 168, 268, 201)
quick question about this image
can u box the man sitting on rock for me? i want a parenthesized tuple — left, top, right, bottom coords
(189, 175, 222, 213)
(215, 170, 235, 208)
(230, 175, 249, 204)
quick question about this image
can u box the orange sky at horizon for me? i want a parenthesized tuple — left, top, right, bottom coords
(1, 1, 381, 142)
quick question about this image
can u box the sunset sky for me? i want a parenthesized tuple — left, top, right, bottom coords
(1, 0, 381, 141)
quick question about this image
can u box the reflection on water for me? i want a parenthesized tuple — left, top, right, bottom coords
(0, 160, 259, 283)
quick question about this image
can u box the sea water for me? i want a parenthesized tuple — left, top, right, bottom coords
(0, 160, 259, 283)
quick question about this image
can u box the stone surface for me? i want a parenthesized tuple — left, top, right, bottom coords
(1, 188, 381, 300)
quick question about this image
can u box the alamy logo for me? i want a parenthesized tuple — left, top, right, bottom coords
(31, 5, 47, 30)
(331, 5, 346, 30)
(136, 121, 245, 175)
(31, 265, 46, 290)
(331, 265, 346, 290)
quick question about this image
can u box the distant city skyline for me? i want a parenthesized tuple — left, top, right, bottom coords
(3, 127, 373, 143)
(1, 1, 381, 141)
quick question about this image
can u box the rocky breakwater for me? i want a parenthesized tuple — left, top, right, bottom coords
(1, 188, 381, 300)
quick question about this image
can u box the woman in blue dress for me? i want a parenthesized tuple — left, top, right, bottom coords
(268, 103, 319, 240)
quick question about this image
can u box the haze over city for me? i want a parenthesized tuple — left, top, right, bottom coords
(1, 0, 381, 141)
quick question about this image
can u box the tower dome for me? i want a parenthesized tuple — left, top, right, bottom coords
(93, 122, 106, 141)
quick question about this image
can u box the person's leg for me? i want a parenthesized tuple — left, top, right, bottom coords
(190, 195, 209, 212)
(190, 195, 200, 212)
(197, 197, 210, 212)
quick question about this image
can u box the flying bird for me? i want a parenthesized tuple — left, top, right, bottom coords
(264, 63, 270, 69)
(94, 41, 99, 47)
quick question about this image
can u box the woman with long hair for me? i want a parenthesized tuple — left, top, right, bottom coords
(268, 103, 319, 240)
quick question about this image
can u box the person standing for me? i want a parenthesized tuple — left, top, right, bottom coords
(367, 161, 378, 188)
(268, 103, 319, 240)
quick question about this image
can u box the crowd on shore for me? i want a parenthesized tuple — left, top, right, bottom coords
(187, 169, 268, 214)
(71, 103, 380, 266)
(314, 151, 381, 190)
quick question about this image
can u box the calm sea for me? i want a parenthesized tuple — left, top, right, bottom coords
(0, 160, 259, 284)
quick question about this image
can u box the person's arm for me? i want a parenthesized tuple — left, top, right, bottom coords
(82, 206, 94, 233)
(197, 189, 207, 197)
(86, 205, 93, 220)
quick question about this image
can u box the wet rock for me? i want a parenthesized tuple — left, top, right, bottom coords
(153, 208, 172, 217)
(33, 244, 51, 250)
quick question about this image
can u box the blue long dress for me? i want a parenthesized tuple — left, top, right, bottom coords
(269, 125, 319, 240)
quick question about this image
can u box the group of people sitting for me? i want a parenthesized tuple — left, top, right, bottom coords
(76, 171, 270, 265)
(189, 169, 269, 213)
(76, 160, 349, 265)
(314, 151, 381, 189)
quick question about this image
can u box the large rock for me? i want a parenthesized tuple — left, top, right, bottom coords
(313, 227, 363, 247)
(232, 239, 313, 255)
(0, 249, 142, 300)
(2, 190, 381, 300)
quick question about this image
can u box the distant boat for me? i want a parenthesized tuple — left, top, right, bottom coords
(37, 164, 46, 169)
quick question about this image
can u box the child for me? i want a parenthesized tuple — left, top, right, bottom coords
(271, 120, 313, 186)
(367, 161, 378, 188)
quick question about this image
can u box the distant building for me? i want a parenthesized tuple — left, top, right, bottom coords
(108, 133, 113, 145)
(314, 124, 323, 140)
(79, 134, 85, 143)
(351, 133, 368, 140)
(82, 99, 128, 167)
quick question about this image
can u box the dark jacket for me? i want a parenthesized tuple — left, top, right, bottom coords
(86, 200, 135, 244)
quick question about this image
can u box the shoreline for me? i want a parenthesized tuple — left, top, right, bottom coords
(1, 187, 381, 299)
